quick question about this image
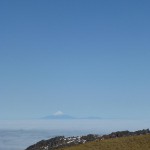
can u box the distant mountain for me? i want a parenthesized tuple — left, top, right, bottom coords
(83, 116, 102, 120)
(42, 114, 76, 120)
(42, 115, 102, 120)
(41, 111, 102, 120)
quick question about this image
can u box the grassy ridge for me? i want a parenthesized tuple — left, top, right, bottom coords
(58, 134, 150, 150)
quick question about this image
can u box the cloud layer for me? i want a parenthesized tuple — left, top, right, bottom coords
(0, 119, 150, 132)
(0, 119, 150, 150)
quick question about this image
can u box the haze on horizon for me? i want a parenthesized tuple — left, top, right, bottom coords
(0, 0, 150, 122)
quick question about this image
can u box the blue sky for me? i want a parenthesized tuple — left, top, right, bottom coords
(0, 0, 150, 120)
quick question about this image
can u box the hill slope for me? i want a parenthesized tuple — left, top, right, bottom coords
(59, 134, 150, 150)
(25, 129, 150, 150)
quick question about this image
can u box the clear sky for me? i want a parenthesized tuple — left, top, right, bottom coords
(0, 0, 150, 120)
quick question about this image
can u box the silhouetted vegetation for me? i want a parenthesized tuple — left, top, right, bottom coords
(59, 134, 150, 150)
(25, 129, 150, 150)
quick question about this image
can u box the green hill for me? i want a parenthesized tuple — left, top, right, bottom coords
(58, 134, 150, 150)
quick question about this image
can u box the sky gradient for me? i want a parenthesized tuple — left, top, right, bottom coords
(0, 0, 150, 120)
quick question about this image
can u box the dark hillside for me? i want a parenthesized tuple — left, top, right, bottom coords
(59, 134, 150, 150)
(25, 129, 150, 150)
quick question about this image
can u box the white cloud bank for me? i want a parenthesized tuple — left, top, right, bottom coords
(0, 119, 150, 150)
(0, 119, 150, 134)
